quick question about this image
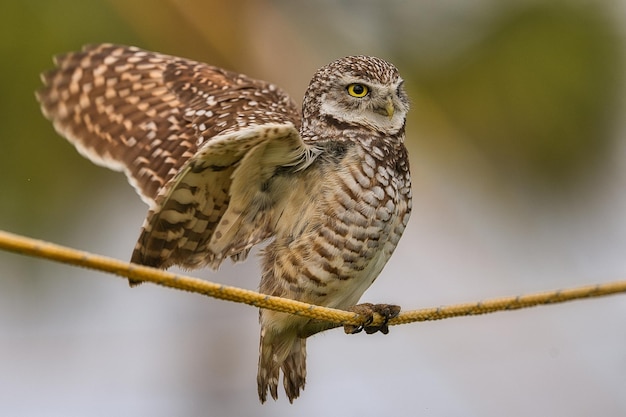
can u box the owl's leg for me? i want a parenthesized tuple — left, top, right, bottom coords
(343, 303, 401, 335)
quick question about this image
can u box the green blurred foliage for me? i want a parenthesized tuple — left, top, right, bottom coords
(0, 1, 140, 233)
(0, 0, 623, 238)
(413, 3, 623, 183)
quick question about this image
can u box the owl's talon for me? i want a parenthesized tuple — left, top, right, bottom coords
(344, 303, 400, 335)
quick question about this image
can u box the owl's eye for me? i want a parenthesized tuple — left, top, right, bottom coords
(346, 83, 369, 98)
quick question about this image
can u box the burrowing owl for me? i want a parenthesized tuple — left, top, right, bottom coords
(37, 44, 412, 403)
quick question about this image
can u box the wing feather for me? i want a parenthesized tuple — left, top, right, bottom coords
(131, 123, 311, 269)
(36, 44, 300, 206)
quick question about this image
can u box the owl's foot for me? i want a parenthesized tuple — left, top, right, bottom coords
(344, 303, 401, 335)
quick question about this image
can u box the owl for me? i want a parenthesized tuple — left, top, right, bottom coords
(36, 44, 412, 403)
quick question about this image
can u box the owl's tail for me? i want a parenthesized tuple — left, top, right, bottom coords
(257, 325, 307, 403)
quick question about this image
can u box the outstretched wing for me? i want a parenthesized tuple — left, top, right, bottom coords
(37, 44, 309, 269)
(36, 43, 301, 206)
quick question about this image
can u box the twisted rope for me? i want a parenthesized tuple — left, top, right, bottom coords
(1, 230, 624, 328)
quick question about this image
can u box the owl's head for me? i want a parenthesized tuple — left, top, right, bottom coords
(302, 55, 409, 136)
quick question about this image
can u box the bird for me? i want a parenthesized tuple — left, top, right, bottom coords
(36, 44, 412, 403)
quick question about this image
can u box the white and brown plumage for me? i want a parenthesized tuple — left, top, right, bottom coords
(36, 44, 412, 403)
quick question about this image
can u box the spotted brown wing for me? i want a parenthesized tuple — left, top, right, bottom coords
(37, 44, 309, 271)
(37, 43, 301, 207)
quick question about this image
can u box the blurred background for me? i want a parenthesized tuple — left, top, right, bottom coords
(1, 0, 625, 415)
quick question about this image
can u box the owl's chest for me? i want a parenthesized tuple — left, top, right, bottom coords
(263, 142, 410, 307)
(275, 143, 409, 258)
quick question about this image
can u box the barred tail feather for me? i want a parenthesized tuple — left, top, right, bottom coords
(257, 326, 307, 403)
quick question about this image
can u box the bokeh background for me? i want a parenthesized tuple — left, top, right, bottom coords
(1, 0, 626, 415)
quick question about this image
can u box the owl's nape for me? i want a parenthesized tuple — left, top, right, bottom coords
(36, 46, 411, 403)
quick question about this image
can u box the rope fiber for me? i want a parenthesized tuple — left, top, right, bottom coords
(1, 229, 624, 329)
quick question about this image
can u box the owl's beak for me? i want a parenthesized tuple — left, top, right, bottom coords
(385, 97, 395, 119)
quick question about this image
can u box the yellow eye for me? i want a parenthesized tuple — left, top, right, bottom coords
(347, 83, 369, 98)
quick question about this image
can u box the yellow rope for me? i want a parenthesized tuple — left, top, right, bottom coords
(1, 229, 624, 329)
